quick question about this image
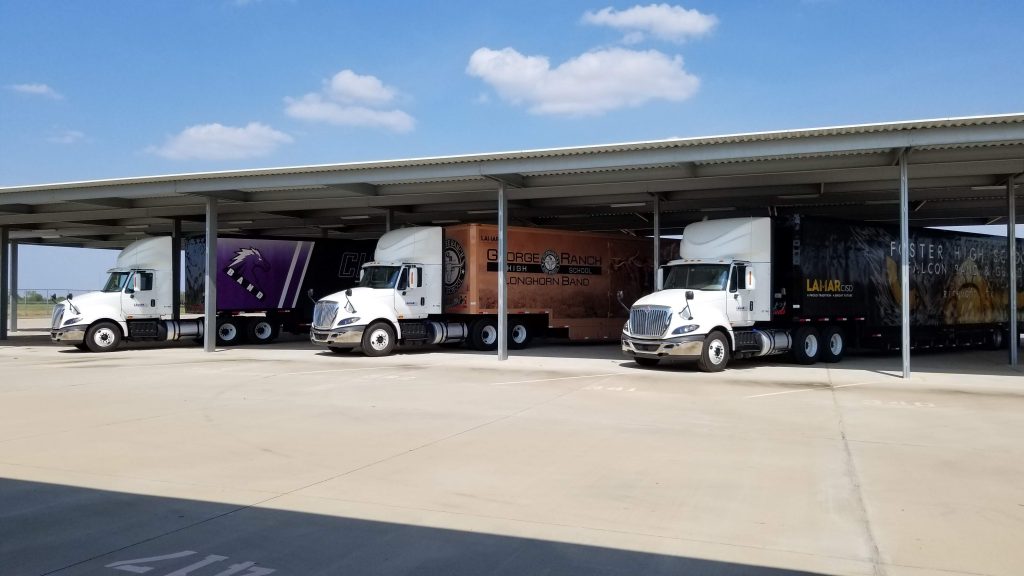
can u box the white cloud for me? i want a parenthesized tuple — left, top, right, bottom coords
(467, 47, 699, 116)
(583, 4, 718, 43)
(8, 83, 63, 99)
(148, 122, 293, 160)
(48, 130, 85, 144)
(284, 69, 415, 133)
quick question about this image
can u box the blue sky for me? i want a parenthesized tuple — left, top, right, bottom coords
(2, 0, 1023, 290)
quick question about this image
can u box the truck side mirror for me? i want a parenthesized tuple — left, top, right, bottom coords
(307, 288, 315, 303)
(67, 293, 73, 300)
(685, 290, 694, 300)
(746, 268, 756, 290)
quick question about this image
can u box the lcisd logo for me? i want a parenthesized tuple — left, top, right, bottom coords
(443, 238, 467, 295)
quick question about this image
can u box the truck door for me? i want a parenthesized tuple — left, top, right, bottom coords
(727, 262, 755, 327)
(394, 265, 430, 319)
(121, 270, 159, 318)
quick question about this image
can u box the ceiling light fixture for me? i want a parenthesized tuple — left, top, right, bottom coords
(467, 209, 498, 214)
(340, 215, 371, 220)
(431, 219, 460, 224)
(699, 207, 736, 212)
(610, 202, 646, 208)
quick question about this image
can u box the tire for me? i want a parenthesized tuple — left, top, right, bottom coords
(469, 317, 499, 351)
(820, 326, 845, 363)
(328, 346, 352, 354)
(216, 317, 245, 346)
(361, 321, 397, 357)
(509, 320, 532, 350)
(792, 326, 821, 365)
(246, 317, 278, 344)
(634, 356, 660, 367)
(697, 330, 730, 372)
(85, 321, 122, 352)
(989, 329, 1006, 350)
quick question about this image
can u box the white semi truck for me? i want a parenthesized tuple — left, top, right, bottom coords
(310, 224, 652, 356)
(622, 216, 1019, 371)
(50, 236, 374, 351)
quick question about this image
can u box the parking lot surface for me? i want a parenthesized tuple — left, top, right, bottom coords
(1, 326, 1022, 575)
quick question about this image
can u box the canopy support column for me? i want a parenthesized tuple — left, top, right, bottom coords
(1009, 173, 1019, 368)
(899, 150, 911, 379)
(653, 194, 661, 290)
(172, 218, 181, 321)
(497, 181, 508, 361)
(0, 227, 8, 340)
(385, 209, 393, 233)
(9, 241, 17, 332)
(204, 198, 218, 352)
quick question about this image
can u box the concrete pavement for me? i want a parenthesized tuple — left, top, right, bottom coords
(1, 327, 1022, 575)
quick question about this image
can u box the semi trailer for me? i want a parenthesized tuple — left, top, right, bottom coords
(622, 216, 1023, 371)
(310, 224, 653, 356)
(50, 235, 374, 351)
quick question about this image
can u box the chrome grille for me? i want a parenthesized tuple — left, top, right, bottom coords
(628, 306, 672, 337)
(312, 301, 339, 330)
(51, 304, 65, 329)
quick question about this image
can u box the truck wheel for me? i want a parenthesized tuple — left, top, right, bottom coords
(85, 321, 121, 352)
(634, 357, 660, 367)
(697, 330, 730, 372)
(820, 326, 845, 363)
(361, 322, 396, 357)
(216, 318, 245, 346)
(509, 321, 532, 349)
(246, 317, 278, 344)
(470, 318, 499, 351)
(792, 326, 821, 365)
(989, 329, 1006, 350)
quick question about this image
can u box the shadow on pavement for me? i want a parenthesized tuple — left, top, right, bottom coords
(1, 477, 829, 576)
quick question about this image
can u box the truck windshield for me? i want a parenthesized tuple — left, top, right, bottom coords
(663, 264, 730, 291)
(102, 271, 132, 293)
(358, 266, 402, 289)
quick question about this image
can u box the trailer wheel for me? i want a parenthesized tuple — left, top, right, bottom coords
(697, 330, 730, 372)
(216, 317, 245, 346)
(246, 317, 278, 344)
(469, 318, 499, 351)
(989, 329, 1006, 350)
(792, 326, 821, 365)
(85, 321, 121, 352)
(361, 321, 396, 357)
(509, 321, 532, 349)
(820, 326, 845, 363)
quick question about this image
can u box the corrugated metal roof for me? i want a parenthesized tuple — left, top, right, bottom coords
(2, 113, 1023, 193)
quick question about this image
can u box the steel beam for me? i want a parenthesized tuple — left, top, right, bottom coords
(899, 150, 911, 379)
(172, 218, 181, 321)
(1009, 174, 1018, 368)
(385, 208, 393, 232)
(0, 227, 8, 340)
(10, 241, 17, 332)
(497, 181, 508, 361)
(204, 197, 217, 352)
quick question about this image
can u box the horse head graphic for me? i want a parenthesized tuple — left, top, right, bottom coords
(225, 247, 270, 300)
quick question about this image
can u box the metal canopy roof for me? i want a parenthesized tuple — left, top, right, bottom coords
(2, 113, 1023, 248)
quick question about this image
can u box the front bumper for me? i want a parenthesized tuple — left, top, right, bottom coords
(622, 333, 705, 359)
(51, 325, 87, 344)
(310, 325, 365, 347)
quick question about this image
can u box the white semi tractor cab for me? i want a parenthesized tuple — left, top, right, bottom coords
(49, 237, 199, 352)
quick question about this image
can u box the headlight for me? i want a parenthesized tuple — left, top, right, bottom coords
(336, 316, 361, 327)
(672, 324, 699, 335)
(622, 321, 629, 334)
(63, 317, 82, 326)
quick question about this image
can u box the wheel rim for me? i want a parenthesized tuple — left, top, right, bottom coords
(481, 325, 497, 346)
(219, 323, 237, 341)
(829, 333, 843, 355)
(253, 321, 273, 340)
(94, 327, 116, 348)
(708, 338, 726, 365)
(369, 328, 390, 351)
(511, 324, 527, 344)
(805, 334, 818, 357)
